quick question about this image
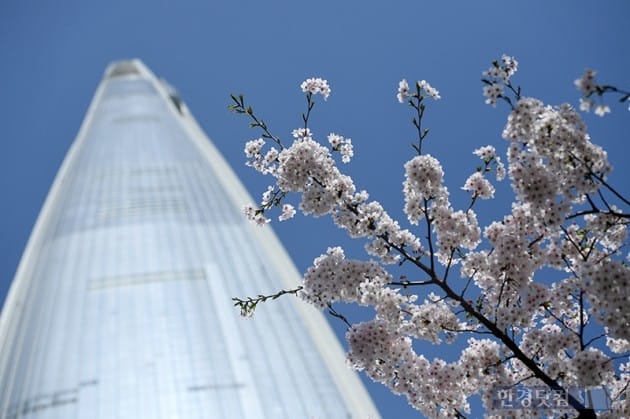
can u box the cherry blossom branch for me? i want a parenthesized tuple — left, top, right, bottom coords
(459, 274, 475, 298)
(567, 208, 630, 221)
(481, 55, 520, 108)
(441, 325, 485, 334)
(232, 286, 303, 317)
(612, 379, 630, 405)
(410, 95, 428, 155)
(229, 60, 628, 417)
(452, 408, 468, 419)
(390, 279, 434, 287)
(381, 233, 596, 416)
(302, 91, 315, 131)
(575, 69, 630, 115)
(579, 290, 588, 350)
(398, 79, 439, 155)
(592, 84, 630, 101)
(560, 226, 589, 260)
(229, 94, 284, 148)
(326, 303, 352, 328)
(583, 333, 608, 348)
(435, 277, 595, 417)
(591, 172, 630, 207)
(542, 305, 581, 339)
(563, 149, 629, 209)
(423, 199, 437, 272)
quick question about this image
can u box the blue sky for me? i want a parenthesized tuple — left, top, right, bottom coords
(1, 1, 629, 417)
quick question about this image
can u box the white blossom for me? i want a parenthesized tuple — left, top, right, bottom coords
(300, 247, 391, 308)
(301, 77, 331, 100)
(579, 97, 594, 112)
(327, 133, 343, 148)
(594, 104, 611, 117)
(579, 259, 630, 341)
(242, 203, 256, 220)
(397, 79, 409, 103)
(462, 172, 495, 199)
(244, 138, 264, 157)
(278, 203, 296, 221)
(418, 79, 441, 100)
(500, 54, 518, 79)
(483, 54, 518, 83)
(403, 154, 446, 224)
(292, 127, 312, 140)
(575, 68, 597, 96)
(483, 82, 503, 106)
(473, 145, 496, 162)
(339, 141, 353, 163)
(328, 133, 353, 163)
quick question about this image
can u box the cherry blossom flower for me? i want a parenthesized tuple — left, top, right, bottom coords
(594, 104, 611, 117)
(403, 154, 446, 224)
(473, 145, 497, 162)
(483, 54, 518, 83)
(292, 127, 312, 140)
(418, 79, 441, 100)
(579, 97, 594, 112)
(244, 138, 264, 158)
(397, 79, 409, 103)
(300, 77, 331, 100)
(278, 203, 296, 221)
(328, 133, 353, 163)
(243, 204, 270, 226)
(462, 172, 495, 199)
(575, 68, 597, 96)
(500, 54, 519, 79)
(483, 82, 503, 106)
(300, 246, 392, 308)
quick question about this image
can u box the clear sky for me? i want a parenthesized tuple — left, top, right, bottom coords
(1, 1, 629, 417)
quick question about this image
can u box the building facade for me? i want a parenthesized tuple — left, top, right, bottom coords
(0, 60, 380, 419)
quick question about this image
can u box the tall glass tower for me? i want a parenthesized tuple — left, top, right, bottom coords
(0, 60, 380, 419)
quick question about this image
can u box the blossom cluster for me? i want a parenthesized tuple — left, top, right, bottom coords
(346, 320, 472, 416)
(432, 199, 481, 259)
(397, 79, 441, 103)
(579, 259, 630, 341)
(244, 137, 278, 175)
(242, 202, 269, 226)
(585, 207, 627, 251)
(403, 154, 446, 224)
(482, 54, 518, 106)
(502, 98, 611, 222)
(574, 68, 630, 116)
(472, 145, 506, 180)
(485, 55, 518, 82)
(327, 133, 354, 163)
(401, 153, 483, 261)
(418, 80, 441, 100)
(300, 246, 391, 308)
(300, 77, 331, 100)
(397, 79, 410, 103)
(575, 69, 597, 96)
(574, 69, 612, 116)
(241, 79, 424, 265)
(462, 172, 495, 199)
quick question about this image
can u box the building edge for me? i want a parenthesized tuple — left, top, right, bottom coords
(0, 62, 110, 412)
(150, 61, 383, 419)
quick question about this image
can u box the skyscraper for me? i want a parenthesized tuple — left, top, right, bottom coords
(0, 60, 380, 419)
